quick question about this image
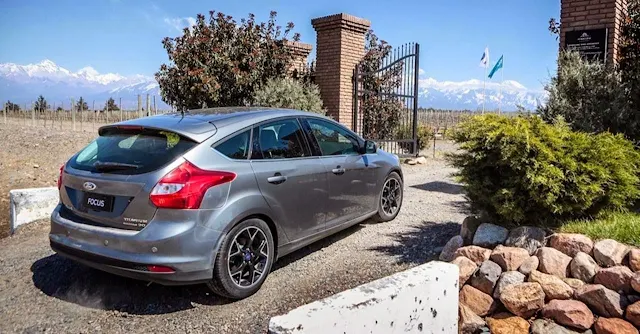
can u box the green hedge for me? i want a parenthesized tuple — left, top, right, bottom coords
(448, 114, 640, 226)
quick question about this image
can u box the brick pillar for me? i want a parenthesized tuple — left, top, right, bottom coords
(285, 41, 313, 74)
(560, 0, 628, 63)
(312, 13, 370, 130)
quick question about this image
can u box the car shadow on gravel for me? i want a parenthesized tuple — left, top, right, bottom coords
(410, 181, 464, 195)
(30, 254, 229, 315)
(370, 220, 460, 264)
(273, 223, 364, 270)
(29, 224, 365, 315)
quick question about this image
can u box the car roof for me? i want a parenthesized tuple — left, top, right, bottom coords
(99, 107, 331, 142)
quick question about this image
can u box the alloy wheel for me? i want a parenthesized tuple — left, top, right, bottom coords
(381, 177, 401, 216)
(227, 226, 269, 288)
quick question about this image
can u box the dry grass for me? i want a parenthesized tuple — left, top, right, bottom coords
(0, 121, 95, 237)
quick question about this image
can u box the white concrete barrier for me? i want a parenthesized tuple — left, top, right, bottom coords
(9, 187, 58, 234)
(268, 261, 458, 334)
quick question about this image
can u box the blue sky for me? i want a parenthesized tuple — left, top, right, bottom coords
(0, 0, 560, 90)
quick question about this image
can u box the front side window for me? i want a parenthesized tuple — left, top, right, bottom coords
(252, 119, 309, 159)
(306, 119, 360, 156)
(214, 130, 251, 159)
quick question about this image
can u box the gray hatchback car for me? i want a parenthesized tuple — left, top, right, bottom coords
(50, 107, 404, 299)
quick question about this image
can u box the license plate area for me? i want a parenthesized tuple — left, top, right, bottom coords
(82, 192, 114, 212)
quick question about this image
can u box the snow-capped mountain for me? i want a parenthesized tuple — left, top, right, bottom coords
(0, 59, 548, 111)
(0, 60, 163, 109)
(0, 59, 149, 87)
(418, 78, 547, 111)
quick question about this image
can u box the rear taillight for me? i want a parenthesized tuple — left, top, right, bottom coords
(57, 164, 64, 189)
(150, 161, 236, 209)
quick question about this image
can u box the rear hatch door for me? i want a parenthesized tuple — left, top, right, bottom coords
(59, 126, 200, 230)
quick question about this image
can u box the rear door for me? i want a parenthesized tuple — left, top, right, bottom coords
(60, 127, 198, 230)
(249, 118, 328, 241)
(301, 117, 379, 227)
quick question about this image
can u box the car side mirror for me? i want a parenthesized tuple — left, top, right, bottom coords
(364, 140, 377, 154)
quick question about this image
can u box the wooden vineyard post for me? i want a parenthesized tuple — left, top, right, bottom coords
(80, 100, 83, 131)
(60, 101, 64, 130)
(71, 98, 76, 131)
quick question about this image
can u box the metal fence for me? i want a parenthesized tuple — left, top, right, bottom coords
(353, 43, 420, 157)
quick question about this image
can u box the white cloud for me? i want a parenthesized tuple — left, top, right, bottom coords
(163, 17, 197, 32)
(418, 68, 425, 76)
(185, 17, 197, 27)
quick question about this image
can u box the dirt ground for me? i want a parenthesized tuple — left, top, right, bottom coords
(0, 118, 468, 333)
(0, 120, 96, 237)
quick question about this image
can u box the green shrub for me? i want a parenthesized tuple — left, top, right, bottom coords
(448, 114, 640, 227)
(537, 51, 629, 139)
(396, 125, 433, 151)
(253, 77, 325, 114)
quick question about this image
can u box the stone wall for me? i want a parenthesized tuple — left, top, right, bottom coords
(442, 216, 640, 333)
(560, 0, 628, 63)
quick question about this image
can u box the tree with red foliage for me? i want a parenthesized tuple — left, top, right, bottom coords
(156, 11, 300, 110)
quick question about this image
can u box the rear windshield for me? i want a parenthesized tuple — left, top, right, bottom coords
(69, 128, 197, 175)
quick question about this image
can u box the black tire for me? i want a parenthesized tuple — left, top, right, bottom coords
(372, 172, 403, 223)
(207, 218, 275, 300)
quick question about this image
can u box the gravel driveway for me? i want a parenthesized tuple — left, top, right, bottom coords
(0, 157, 467, 334)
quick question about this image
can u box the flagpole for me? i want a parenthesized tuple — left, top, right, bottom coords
(482, 63, 487, 114)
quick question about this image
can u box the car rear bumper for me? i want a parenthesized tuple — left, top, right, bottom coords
(49, 240, 211, 285)
(49, 204, 222, 285)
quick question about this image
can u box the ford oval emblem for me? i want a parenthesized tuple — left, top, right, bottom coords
(83, 182, 97, 191)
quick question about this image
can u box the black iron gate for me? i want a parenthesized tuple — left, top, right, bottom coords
(353, 43, 420, 157)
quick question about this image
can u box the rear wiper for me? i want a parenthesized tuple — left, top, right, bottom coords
(93, 161, 141, 172)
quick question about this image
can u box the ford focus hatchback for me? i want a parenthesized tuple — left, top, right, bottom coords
(50, 107, 404, 299)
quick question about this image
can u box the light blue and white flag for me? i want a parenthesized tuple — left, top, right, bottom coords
(479, 47, 489, 68)
(488, 55, 503, 79)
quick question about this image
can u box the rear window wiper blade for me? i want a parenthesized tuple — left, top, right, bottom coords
(93, 161, 141, 172)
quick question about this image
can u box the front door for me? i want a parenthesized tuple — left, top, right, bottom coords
(302, 118, 379, 228)
(250, 118, 327, 242)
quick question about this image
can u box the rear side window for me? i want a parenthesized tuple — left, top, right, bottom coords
(214, 130, 251, 160)
(70, 128, 196, 174)
(251, 119, 309, 159)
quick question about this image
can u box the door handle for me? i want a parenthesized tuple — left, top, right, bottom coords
(267, 173, 287, 184)
(332, 166, 346, 175)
